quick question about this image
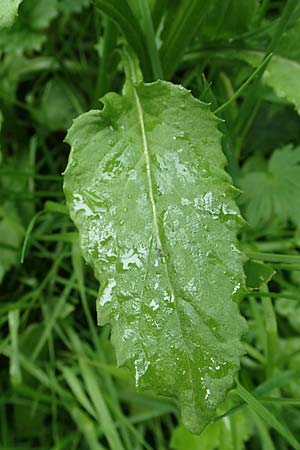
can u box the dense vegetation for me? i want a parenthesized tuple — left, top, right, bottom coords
(1, 1, 300, 449)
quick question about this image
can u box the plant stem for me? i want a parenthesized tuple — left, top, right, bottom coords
(95, 17, 118, 103)
(137, 0, 163, 80)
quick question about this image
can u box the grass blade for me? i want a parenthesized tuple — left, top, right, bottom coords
(137, 0, 163, 79)
(160, 0, 211, 78)
(236, 383, 300, 450)
(92, 0, 151, 79)
(67, 328, 125, 450)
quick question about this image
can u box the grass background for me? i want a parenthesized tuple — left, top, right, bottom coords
(1, 0, 300, 449)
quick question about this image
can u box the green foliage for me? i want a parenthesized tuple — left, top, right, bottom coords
(1, 0, 300, 448)
(64, 68, 246, 432)
(92, 0, 152, 80)
(199, 0, 259, 41)
(0, 0, 23, 29)
(235, 50, 300, 114)
(159, 0, 212, 78)
(276, 295, 300, 332)
(29, 77, 86, 132)
(171, 410, 249, 450)
(58, 0, 90, 15)
(244, 261, 275, 290)
(0, 203, 23, 282)
(239, 145, 300, 228)
(0, 0, 58, 52)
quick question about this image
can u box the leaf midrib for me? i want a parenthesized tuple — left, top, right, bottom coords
(132, 85, 198, 411)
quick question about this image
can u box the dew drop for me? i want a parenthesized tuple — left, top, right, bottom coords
(149, 299, 159, 311)
(134, 356, 150, 385)
(99, 279, 116, 306)
(121, 249, 142, 270)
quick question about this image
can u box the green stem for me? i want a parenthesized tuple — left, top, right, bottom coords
(137, 0, 163, 80)
(95, 17, 118, 103)
(247, 291, 300, 301)
(214, 53, 272, 115)
(235, 0, 298, 136)
(122, 47, 143, 86)
(261, 284, 278, 379)
(247, 251, 300, 264)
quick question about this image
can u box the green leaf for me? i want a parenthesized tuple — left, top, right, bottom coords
(0, 0, 23, 29)
(30, 77, 85, 132)
(244, 261, 275, 290)
(231, 50, 300, 114)
(280, 338, 300, 398)
(0, 0, 58, 53)
(276, 294, 300, 332)
(20, 0, 58, 29)
(274, 14, 300, 62)
(191, 44, 300, 114)
(170, 411, 250, 450)
(63, 74, 247, 433)
(239, 145, 300, 228)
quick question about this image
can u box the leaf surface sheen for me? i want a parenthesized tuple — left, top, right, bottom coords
(64, 79, 246, 433)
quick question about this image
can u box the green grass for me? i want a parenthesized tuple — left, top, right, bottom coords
(1, 0, 300, 449)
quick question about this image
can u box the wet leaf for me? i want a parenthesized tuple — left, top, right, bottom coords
(63, 75, 247, 433)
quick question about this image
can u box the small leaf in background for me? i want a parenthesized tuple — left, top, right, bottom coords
(276, 295, 300, 332)
(232, 50, 300, 114)
(20, 0, 58, 29)
(170, 410, 250, 450)
(64, 69, 247, 432)
(29, 78, 85, 132)
(280, 337, 300, 398)
(244, 261, 275, 290)
(243, 103, 300, 158)
(0, 0, 58, 53)
(0, 54, 30, 101)
(0, 0, 23, 29)
(239, 145, 300, 228)
(275, 13, 300, 63)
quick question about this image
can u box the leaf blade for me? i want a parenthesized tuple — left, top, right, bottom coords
(64, 79, 247, 433)
(0, 0, 23, 29)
